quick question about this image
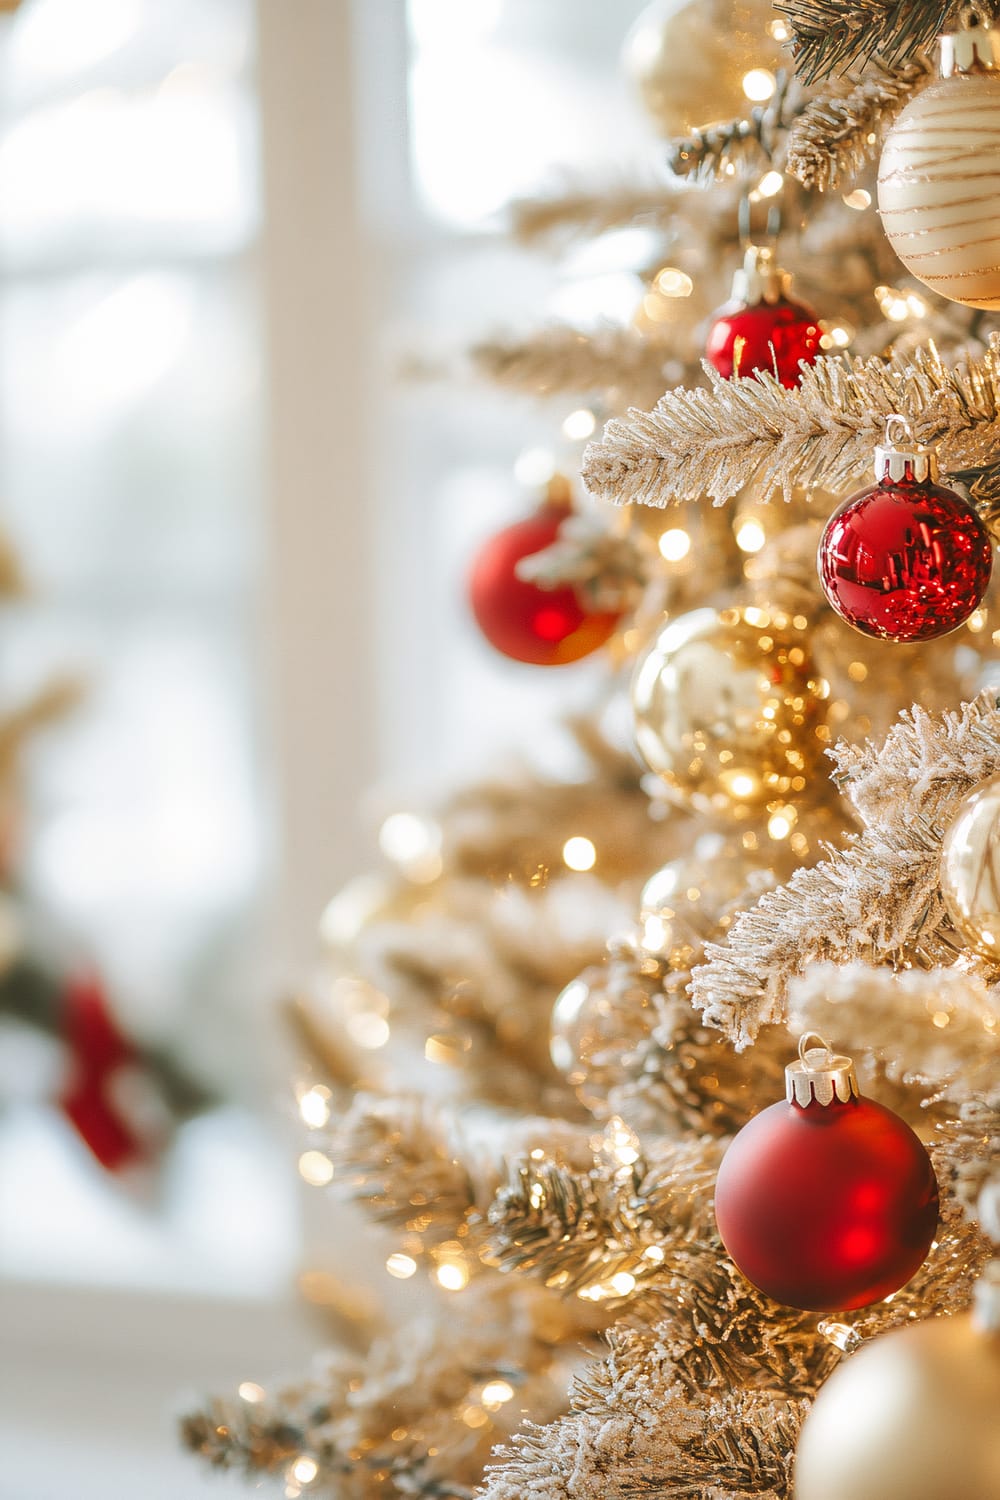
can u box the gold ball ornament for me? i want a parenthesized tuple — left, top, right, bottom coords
(940, 773, 1000, 959)
(794, 1306, 1000, 1500)
(549, 960, 659, 1113)
(878, 24, 1000, 309)
(621, 0, 785, 137)
(630, 607, 830, 819)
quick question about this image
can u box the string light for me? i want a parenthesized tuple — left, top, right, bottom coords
(291, 1457, 319, 1485)
(562, 408, 596, 440)
(238, 1382, 265, 1403)
(610, 1271, 637, 1295)
(843, 188, 871, 210)
(654, 266, 693, 297)
(436, 1260, 470, 1291)
(298, 1150, 334, 1187)
(562, 835, 596, 871)
(756, 170, 783, 198)
(386, 1252, 418, 1279)
(659, 527, 691, 561)
(298, 1085, 331, 1128)
(742, 68, 776, 101)
(481, 1380, 515, 1408)
(378, 812, 442, 883)
(735, 516, 766, 553)
(345, 1011, 391, 1049)
(875, 284, 925, 322)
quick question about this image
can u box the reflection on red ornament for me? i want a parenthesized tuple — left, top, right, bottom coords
(468, 504, 620, 666)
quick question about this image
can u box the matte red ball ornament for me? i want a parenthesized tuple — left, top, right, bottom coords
(819, 418, 993, 642)
(714, 1034, 939, 1311)
(705, 245, 821, 387)
(468, 486, 620, 666)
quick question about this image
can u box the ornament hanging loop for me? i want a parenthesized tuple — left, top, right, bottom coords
(786, 1034, 859, 1107)
(797, 1031, 833, 1066)
(874, 413, 939, 484)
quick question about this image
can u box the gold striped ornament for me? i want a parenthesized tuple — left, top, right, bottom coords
(878, 20, 1000, 309)
(940, 772, 1000, 960)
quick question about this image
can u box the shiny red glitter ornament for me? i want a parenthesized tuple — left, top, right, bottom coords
(714, 1034, 939, 1312)
(705, 244, 821, 387)
(468, 481, 620, 665)
(819, 417, 993, 642)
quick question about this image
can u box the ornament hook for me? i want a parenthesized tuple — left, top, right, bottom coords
(884, 413, 914, 449)
(797, 1031, 833, 1067)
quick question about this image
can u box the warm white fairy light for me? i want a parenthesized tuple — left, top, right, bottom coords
(386, 1252, 418, 1279)
(436, 1260, 470, 1291)
(239, 1382, 265, 1403)
(345, 1011, 391, 1049)
(768, 17, 790, 39)
(291, 1456, 319, 1485)
(481, 1380, 515, 1408)
(654, 266, 693, 297)
(298, 1085, 332, 1129)
(842, 188, 871, 210)
(611, 1271, 637, 1295)
(605, 1116, 641, 1166)
(875, 285, 916, 322)
(735, 517, 766, 553)
(378, 812, 442, 883)
(658, 527, 691, 562)
(757, 170, 783, 198)
(562, 835, 596, 871)
(742, 68, 776, 101)
(298, 1150, 334, 1187)
(562, 407, 596, 440)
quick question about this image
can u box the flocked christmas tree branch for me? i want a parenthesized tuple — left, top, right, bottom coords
(665, 72, 805, 182)
(785, 55, 932, 189)
(691, 694, 1000, 1045)
(581, 336, 1000, 509)
(469, 326, 683, 413)
(777, 0, 958, 81)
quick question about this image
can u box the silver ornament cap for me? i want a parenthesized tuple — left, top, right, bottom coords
(874, 413, 939, 485)
(730, 244, 791, 307)
(785, 1032, 859, 1107)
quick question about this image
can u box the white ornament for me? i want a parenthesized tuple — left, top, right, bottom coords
(878, 25, 1000, 310)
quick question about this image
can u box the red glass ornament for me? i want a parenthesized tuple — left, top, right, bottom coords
(468, 504, 620, 666)
(714, 1037, 939, 1311)
(819, 469, 993, 643)
(705, 294, 821, 387)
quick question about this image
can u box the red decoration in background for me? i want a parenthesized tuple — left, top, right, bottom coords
(714, 1038, 939, 1311)
(468, 502, 620, 665)
(58, 974, 153, 1172)
(705, 295, 821, 386)
(818, 472, 993, 642)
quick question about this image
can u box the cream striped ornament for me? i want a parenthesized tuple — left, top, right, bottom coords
(878, 32, 1000, 310)
(940, 773, 1000, 960)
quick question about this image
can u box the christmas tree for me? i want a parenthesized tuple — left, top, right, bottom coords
(183, 3, 1000, 1496)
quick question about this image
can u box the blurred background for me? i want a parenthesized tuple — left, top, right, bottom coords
(0, 2, 663, 1495)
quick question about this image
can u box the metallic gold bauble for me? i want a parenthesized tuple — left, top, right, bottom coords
(630, 607, 830, 820)
(794, 1311, 1000, 1500)
(941, 774, 1000, 959)
(878, 26, 1000, 309)
(621, 0, 785, 137)
(550, 961, 658, 1112)
(638, 832, 782, 967)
